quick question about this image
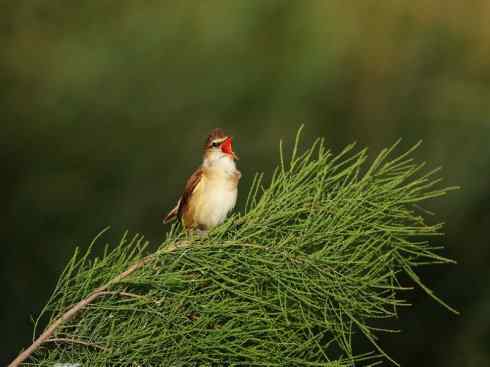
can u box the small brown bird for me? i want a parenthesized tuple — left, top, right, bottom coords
(163, 128, 241, 231)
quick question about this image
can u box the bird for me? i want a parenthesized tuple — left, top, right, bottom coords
(163, 128, 241, 231)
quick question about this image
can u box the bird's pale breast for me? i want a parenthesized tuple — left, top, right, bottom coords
(189, 170, 239, 230)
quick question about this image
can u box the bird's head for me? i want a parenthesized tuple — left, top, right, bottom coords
(203, 128, 239, 162)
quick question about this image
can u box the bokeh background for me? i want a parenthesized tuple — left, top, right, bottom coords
(2, 1, 490, 365)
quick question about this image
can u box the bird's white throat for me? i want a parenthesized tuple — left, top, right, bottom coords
(203, 153, 237, 175)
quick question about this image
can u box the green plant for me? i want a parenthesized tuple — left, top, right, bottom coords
(10, 129, 457, 366)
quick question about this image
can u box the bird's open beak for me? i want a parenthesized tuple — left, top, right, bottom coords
(221, 137, 239, 160)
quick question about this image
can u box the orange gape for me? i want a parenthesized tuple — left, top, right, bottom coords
(221, 137, 233, 155)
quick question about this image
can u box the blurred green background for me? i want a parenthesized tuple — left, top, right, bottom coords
(2, 1, 490, 365)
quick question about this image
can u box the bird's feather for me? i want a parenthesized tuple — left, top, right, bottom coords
(162, 199, 180, 223)
(177, 167, 204, 221)
(163, 168, 204, 225)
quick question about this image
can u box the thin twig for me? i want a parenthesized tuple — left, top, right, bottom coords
(8, 241, 190, 367)
(118, 291, 155, 302)
(45, 337, 110, 352)
(100, 290, 159, 304)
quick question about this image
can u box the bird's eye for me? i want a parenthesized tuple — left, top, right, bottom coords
(212, 142, 220, 148)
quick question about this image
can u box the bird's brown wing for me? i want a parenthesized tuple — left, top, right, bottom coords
(163, 168, 203, 224)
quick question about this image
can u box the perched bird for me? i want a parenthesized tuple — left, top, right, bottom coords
(163, 128, 241, 231)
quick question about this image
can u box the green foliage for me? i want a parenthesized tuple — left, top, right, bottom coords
(29, 131, 456, 366)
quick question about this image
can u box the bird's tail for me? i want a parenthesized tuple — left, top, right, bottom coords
(163, 200, 180, 224)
